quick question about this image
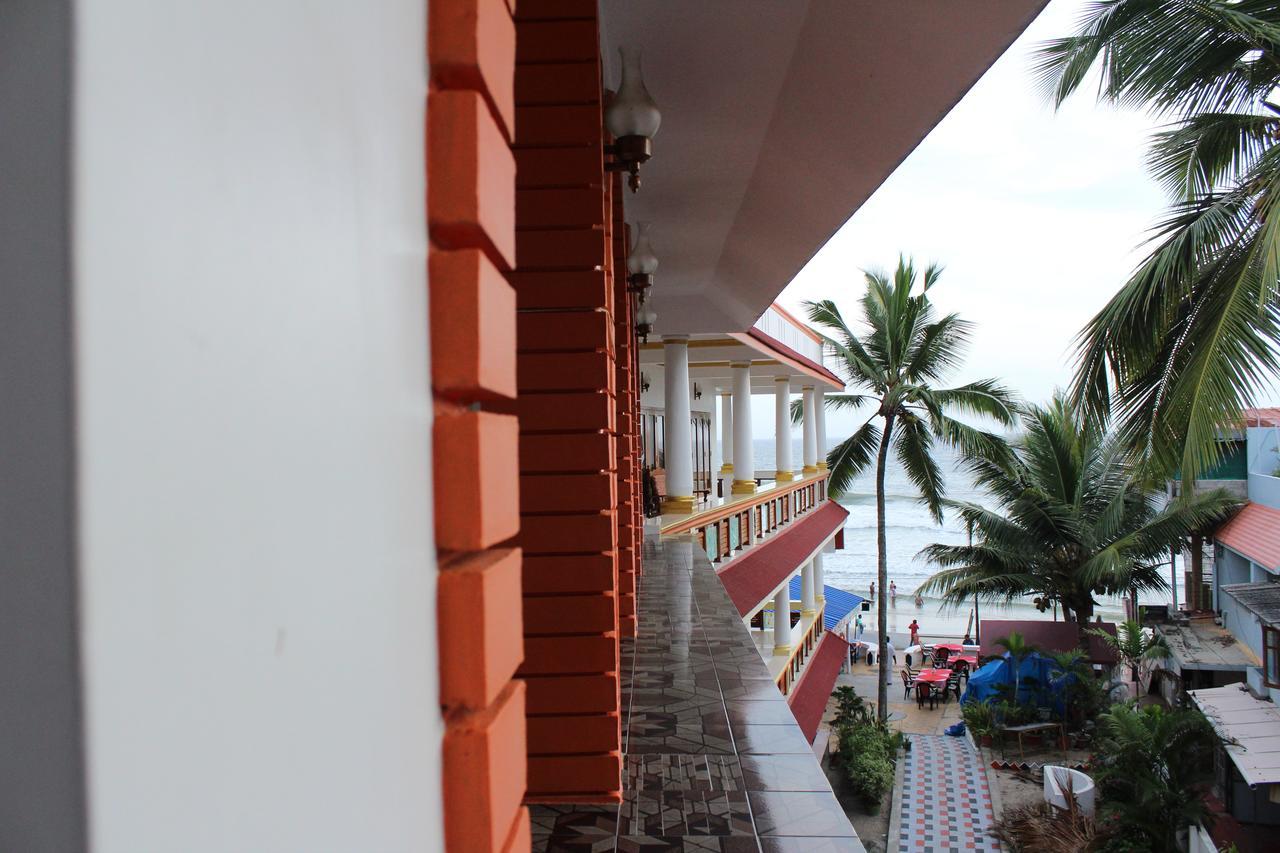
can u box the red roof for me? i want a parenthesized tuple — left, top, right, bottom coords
(734, 327, 845, 389)
(1242, 407, 1280, 428)
(787, 630, 849, 743)
(1216, 502, 1280, 571)
(717, 501, 849, 616)
(979, 619, 1118, 665)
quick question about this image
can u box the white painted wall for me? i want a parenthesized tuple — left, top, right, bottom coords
(72, 3, 443, 851)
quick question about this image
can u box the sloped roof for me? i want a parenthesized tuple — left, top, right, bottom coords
(718, 501, 849, 616)
(1190, 684, 1280, 787)
(787, 630, 849, 744)
(1215, 502, 1280, 572)
(979, 619, 1118, 665)
(1243, 407, 1280, 427)
(788, 578, 865, 632)
(1221, 582, 1280, 626)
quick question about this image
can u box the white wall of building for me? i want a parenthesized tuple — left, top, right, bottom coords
(72, 3, 443, 851)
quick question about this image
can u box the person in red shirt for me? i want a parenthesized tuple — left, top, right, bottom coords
(908, 619, 920, 646)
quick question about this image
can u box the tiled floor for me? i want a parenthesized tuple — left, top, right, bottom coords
(531, 536, 865, 852)
(894, 735, 999, 853)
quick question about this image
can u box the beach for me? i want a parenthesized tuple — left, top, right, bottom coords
(752, 437, 1181, 643)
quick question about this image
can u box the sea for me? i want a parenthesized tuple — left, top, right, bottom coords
(749, 438, 1183, 642)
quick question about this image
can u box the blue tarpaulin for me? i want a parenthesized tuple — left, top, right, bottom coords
(788, 578, 865, 632)
(961, 651, 1077, 710)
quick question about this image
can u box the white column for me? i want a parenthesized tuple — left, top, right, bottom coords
(731, 363, 756, 494)
(773, 586, 791, 654)
(802, 385, 818, 473)
(816, 387, 828, 470)
(662, 336, 695, 513)
(719, 391, 733, 474)
(814, 550, 826, 604)
(801, 561, 817, 616)
(774, 378, 794, 482)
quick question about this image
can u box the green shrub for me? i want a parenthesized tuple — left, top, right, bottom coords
(961, 700, 996, 739)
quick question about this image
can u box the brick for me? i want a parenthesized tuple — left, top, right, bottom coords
(525, 713, 620, 754)
(439, 548, 524, 710)
(430, 0, 517, 140)
(527, 754, 622, 796)
(443, 682, 528, 852)
(516, 228, 607, 270)
(434, 410, 520, 551)
(519, 512, 617, 554)
(515, 104, 602, 147)
(516, 392, 614, 431)
(515, 0, 597, 20)
(517, 310, 611, 351)
(522, 554, 616, 594)
(519, 432, 614, 473)
(515, 20, 598, 63)
(514, 146, 601, 188)
(510, 270, 609, 310)
(515, 187, 605, 227)
(524, 673, 618, 715)
(501, 808, 531, 853)
(519, 472, 614, 512)
(429, 90, 517, 270)
(430, 249, 517, 400)
(518, 352, 612, 393)
(515, 61, 600, 105)
(523, 592, 616, 634)
(520, 635, 618, 674)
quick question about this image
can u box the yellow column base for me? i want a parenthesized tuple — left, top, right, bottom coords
(816, 594, 826, 604)
(775, 470, 795, 482)
(817, 461, 828, 470)
(773, 645, 793, 656)
(719, 463, 734, 473)
(731, 479, 757, 495)
(661, 495, 696, 514)
(802, 608, 817, 618)
(802, 465, 819, 474)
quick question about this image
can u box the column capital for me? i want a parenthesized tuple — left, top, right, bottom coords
(729, 361, 752, 369)
(662, 334, 689, 344)
(774, 376, 790, 384)
(801, 384, 815, 391)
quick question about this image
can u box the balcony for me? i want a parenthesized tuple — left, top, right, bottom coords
(530, 536, 863, 850)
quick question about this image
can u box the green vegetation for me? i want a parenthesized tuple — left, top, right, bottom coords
(1037, 1, 1280, 483)
(1086, 619, 1170, 687)
(830, 685, 898, 814)
(805, 257, 1018, 720)
(961, 698, 996, 741)
(1092, 705, 1221, 852)
(920, 396, 1239, 622)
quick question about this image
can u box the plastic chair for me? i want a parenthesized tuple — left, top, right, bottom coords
(901, 669, 916, 700)
(932, 648, 951, 669)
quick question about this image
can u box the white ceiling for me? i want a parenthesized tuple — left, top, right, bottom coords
(601, 0, 1048, 335)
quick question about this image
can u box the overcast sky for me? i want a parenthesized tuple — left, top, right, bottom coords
(771, 0, 1171, 438)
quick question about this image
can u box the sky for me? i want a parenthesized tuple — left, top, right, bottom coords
(768, 0, 1172, 438)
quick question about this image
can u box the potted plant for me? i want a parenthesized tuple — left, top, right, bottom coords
(962, 700, 996, 746)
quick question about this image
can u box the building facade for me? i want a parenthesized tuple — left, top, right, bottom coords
(1, 1, 1047, 850)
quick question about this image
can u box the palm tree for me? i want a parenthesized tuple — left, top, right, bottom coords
(992, 631, 1038, 703)
(803, 257, 1018, 721)
(1092, 704, 1221, 852)
(1088, 618, 1170, 690)
(920, 396, 1240, 623)
(1037, 2, 1280, 483)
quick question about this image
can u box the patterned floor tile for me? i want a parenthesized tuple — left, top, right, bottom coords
(894, 734, 1000, 852)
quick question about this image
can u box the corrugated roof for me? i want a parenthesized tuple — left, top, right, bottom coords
(718, 501, 849, 616)
(979, 619, 1118, 665)
(1221, 582, 1280, 626)
(788, 578, 865, 632)
(1190, 684, 1280, 787)
(787, 630, 849, 743)
(1215, 502, 1280, 572)
(1242, 407, 1280, 427)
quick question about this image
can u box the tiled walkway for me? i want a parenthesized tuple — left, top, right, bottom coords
(894, 735, 998, 853)
(531, 536, 865, 852)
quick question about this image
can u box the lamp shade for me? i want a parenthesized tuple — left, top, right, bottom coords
(627, 222, 659, 276)
(637, 304, 658, 327)
(605, 47, 661, 139)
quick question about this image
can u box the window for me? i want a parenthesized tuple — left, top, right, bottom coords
(1265, 625, 1280, 688)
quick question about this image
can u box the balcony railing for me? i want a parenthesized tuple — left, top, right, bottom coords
(660, 471, 828, 563)
(753, 305, 824, 364)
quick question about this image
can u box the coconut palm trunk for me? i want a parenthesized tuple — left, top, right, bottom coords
(875, 413, 895, 723)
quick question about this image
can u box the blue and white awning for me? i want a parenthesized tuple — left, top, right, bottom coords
(788, 577, 865, 632)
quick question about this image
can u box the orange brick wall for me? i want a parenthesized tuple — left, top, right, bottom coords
(427, 0, 530, 850)
(512, 0, 632, 803)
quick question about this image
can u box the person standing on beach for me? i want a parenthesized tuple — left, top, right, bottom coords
(869, 581, 875, 600)
(854, 613, 864, 641)
(890, 581, 897, 602)
(908, 619, 920, 646)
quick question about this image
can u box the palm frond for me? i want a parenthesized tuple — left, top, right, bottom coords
(825, 420, 880, 498)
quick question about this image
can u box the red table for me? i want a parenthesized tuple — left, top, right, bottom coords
(913, 668, 950, 684)
(934, 643, 964, 653)
(953, 654, 979, 668)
